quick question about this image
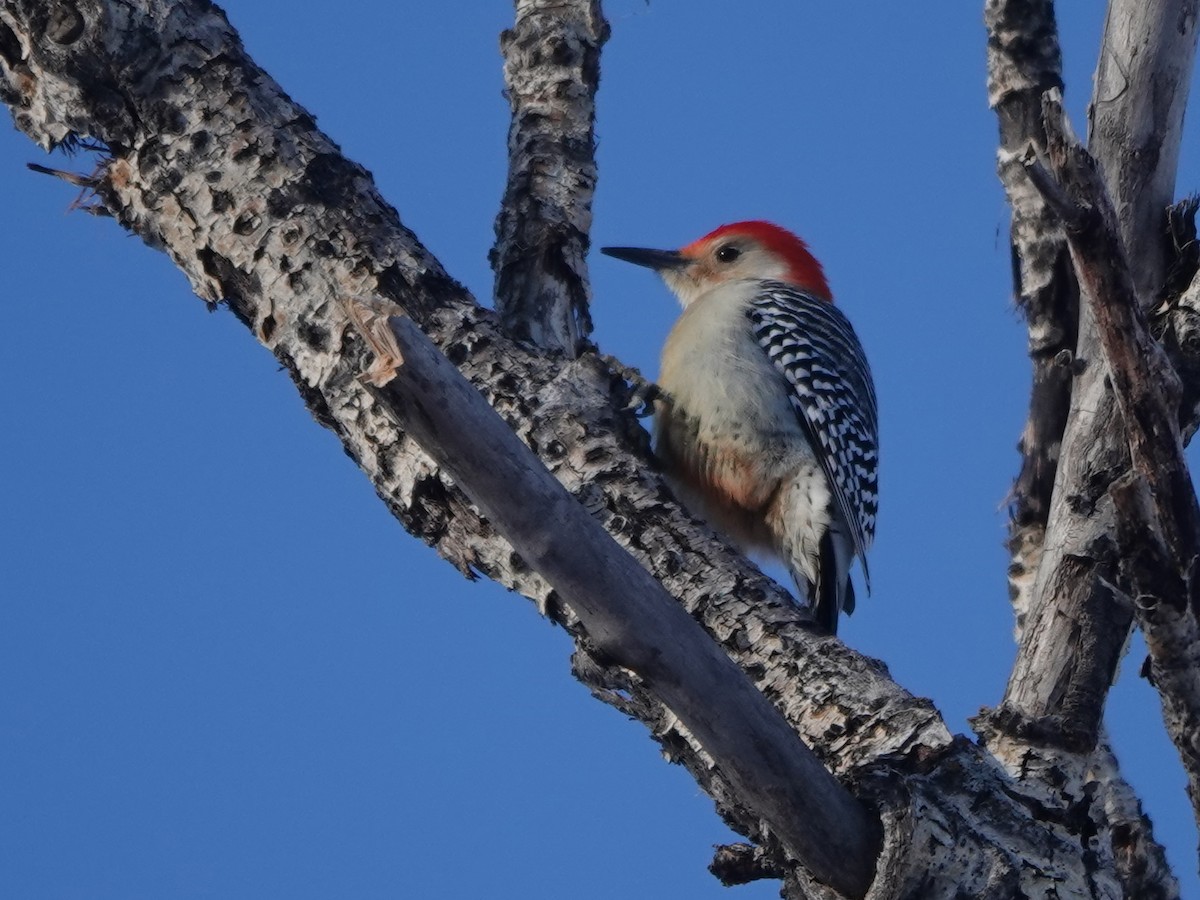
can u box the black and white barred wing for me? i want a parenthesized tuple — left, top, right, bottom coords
(747, 283, 879, 584)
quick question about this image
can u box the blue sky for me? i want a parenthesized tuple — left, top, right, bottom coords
(1, 2, 1196, 897)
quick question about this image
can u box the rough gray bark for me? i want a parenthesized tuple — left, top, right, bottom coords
(1034, 92, 1200, 823)
(1089, 0, 1200, 450)
(984, 0, 1128, 758)
(982, 3, 1197, 894)
(343, 300, 881, 897)
(1026, 83, 1200, 833)
(491, 0, 606, 356)
(1090, 0, 1200, 306)
(1089, 739, 1181, 900)
(983, 16, 1134, 867)
(0, 0, 1193, 896)
(985, 2, 1200, 762)
(984, 0, 1077, 634)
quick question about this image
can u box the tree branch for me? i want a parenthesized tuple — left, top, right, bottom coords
(983, 4, 1183, 892)
(984, 0, 1078, 633)
(983, 0, 1130, 767)
(343, 298, 880, 897)
(1025, 87, 1200, 835)
(1089, 0, 1200, 306)
(1088, 739, 1181, 900)
(491, 0, 606, 355)
(1077, 0, 1200, 833)
(983, 0, 1200, 761)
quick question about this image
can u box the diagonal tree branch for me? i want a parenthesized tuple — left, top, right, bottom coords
(491, 0, 606, 355)
(343, 298, 881, 897)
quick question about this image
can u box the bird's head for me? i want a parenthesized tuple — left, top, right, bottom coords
(601, 220, 831, 307)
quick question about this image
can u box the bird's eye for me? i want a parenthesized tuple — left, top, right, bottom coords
(715, 245, 741, 263)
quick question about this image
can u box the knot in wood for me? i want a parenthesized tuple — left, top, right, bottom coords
(47, 3, 84, 45)
(233, 211, 262, 236)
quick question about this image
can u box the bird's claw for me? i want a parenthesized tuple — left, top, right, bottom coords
(600, 354, 661, 417)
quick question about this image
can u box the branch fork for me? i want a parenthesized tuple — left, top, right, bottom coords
(1020, 86, 1200, 834)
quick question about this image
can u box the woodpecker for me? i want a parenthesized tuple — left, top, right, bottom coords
(602, 221, 877, 633)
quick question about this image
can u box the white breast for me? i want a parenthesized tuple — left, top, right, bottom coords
(659, 280, 807, 455)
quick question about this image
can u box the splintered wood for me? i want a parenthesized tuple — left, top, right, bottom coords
(341, 295, 405, 387)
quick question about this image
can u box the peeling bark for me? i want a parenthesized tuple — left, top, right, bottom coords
(984, 0, 1130, 781)
(985, 0, 1077, 634)
(981, 2, 1193, 895)
(1025, 83, 1200, 835)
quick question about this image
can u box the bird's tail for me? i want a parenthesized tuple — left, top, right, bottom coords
(802, 528, 855, 635)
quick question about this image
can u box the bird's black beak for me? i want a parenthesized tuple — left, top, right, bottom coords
(600, 246, 689, 271)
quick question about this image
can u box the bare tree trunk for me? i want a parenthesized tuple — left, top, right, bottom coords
(1, 0, 1198, 896)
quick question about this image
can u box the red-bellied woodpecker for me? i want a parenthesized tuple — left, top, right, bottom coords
(602, 221, 877, 633)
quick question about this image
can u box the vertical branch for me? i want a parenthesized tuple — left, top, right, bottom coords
(1087, 0, 1200, 830)
(982, 0, 1200, 759)
(491, 0, 608, 356)
(983, 0, 1126, 760)
(1089, 0, 1200, 305)
(1088, 740, 1181, 900)
(982, 3, 1190, 890)
(1023, 87, 1200, 833)
(984, 0, 1077, 632)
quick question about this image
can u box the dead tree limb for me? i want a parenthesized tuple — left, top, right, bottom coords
(491, 0, 606, 355)
(1026, 90, 1200, 833)
(982, 0, 1132, 768)
(981, 2, 1188, 894)
(343, 298, 881, 897)
(982, 0, 1200, 765)
(984, 0, 1077, 633)
(1089, 0, 1200, 306)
